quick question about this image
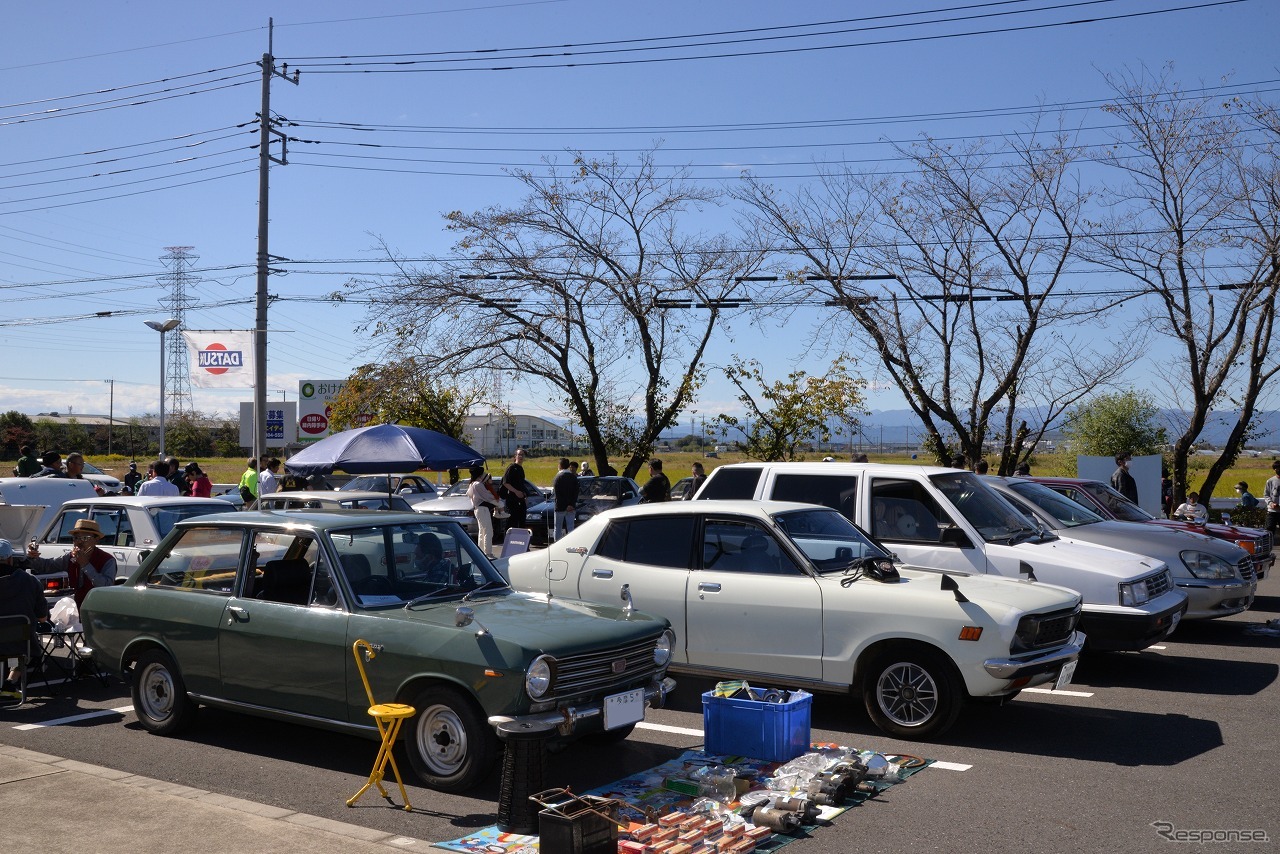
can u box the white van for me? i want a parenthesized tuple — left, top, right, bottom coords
(696, 462, 1188, 651)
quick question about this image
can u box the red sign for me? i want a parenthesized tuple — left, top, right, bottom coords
(300, 413, 328, 435)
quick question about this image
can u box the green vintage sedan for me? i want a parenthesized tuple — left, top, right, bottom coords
(82, 510, 676, 793)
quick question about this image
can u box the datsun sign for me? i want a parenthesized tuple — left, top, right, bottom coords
(182, 331, 253, 388)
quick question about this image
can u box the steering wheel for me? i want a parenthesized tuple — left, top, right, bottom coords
(354, 575, 395, 597)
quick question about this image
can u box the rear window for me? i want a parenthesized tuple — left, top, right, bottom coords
(596, 516, 696, 569)
(148, 504, 230, 538)
(771, 474, 858, 522)
(697, 467, 762, 500)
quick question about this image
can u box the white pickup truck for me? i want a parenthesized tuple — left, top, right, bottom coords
(696, 462, 1188, 651)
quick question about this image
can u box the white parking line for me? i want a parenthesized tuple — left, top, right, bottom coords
(12, 705, 134, 730)
(1023, 687, 1095, 697)
(635, 722, 970, 770)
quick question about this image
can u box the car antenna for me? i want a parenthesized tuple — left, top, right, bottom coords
(940, 574, 969, 603)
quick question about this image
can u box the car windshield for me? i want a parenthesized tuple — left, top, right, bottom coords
(147, 504, 232, 538)
(930, 472, 1041, 544)
(327, 519, 506, 609)
(82, 461, 107, 475)
(340, 496, 416, 511)
(1006, 481, 1105, 527)
(442, 480, 473, 497)
(773, 507, 889, 574)
(1079, 481, 1155, 522)
(580, 478, 624, 500)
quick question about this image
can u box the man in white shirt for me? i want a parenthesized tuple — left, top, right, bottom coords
(258, 458, 281, 496)
(136, 460, 180, 496)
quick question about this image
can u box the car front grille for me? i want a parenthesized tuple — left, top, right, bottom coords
(1256, 533, 1273, 558)
(551, 636, 660, 702)
(1238, 559, 1255, 584)
(1016, 605, 1080, 651)
(1144, 568, 1173, 599)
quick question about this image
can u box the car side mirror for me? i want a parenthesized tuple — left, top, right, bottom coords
(939, 525, 972, 548)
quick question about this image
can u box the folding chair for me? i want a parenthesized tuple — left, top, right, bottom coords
(346, 639, 415, 811)
(499, 528, 533, 558)
(0, 615, 33, 708)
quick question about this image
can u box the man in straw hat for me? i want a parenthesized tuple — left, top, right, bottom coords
(26, 519, 117, 607)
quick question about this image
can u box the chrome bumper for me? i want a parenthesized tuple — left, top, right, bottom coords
(488, 676, 677, 738)
(983, 631, 1086, 681)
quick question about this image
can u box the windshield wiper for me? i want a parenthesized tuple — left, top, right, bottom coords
(404, 588, 456, 608)
(463, 579, 510, 601)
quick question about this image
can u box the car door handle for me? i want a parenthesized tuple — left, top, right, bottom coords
(698, 582, 722, 593)
(226, 606, 248, 624)
(591, 568, 614, 579)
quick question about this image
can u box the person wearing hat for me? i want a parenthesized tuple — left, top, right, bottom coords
(0, 538, 51, 697)
(32, 451, 64, 478)
(123, 460, 142, 494)
(26, 519, 117, 607)
(1234, 481, 1258, 510)
(1111, 452, 1139, 504)
(185, 462, 212, 498)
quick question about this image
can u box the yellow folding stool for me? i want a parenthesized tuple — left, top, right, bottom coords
(347, 639, 416, 811)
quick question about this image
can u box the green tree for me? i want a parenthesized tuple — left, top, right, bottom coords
(327, 360, 484, 440)
(33, 419, 64, 455)
(211, 417, 242, 457)
(715, 357, 867, 461)
(64, 418, 91, 454)
(164, 413, 214, 458)
(0, 411, 35, 459)
(1061, 391, 1167, 459)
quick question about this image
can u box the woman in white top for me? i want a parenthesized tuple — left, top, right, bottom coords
(467, 467, 501, 557)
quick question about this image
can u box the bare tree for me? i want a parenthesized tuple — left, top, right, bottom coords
(1086, 67, 1279, 503)
(738, 124, 1132, 473)
(348, 151, 762, 479)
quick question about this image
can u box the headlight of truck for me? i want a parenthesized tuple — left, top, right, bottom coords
(526, 654, 555, 699)
(1119, 579, 1150, 606)
(1181, 550, 1236, 579)
(654, 629, 675, 669)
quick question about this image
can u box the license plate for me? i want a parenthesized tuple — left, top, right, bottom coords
(1169, 610, 1182, 633)
(1055, 659, 1077, 690)
(603, 688, 645, 730)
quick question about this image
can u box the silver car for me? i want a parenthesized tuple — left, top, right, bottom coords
(986, 476, 1256, 620)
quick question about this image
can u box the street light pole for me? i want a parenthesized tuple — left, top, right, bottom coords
(145, 319, 180, 458)
(104, 378, 114, 455)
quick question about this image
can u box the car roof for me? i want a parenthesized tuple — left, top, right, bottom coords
(264, 489, 402, 502)
(61, 496, 234, 508)
(583, 499, 831, 519)
(710, 460, 961, 477)
(176, 508, 438, 529)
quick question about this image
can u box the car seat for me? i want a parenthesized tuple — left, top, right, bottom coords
(255, 558, 312, 606)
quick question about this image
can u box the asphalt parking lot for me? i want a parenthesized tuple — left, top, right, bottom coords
(2, 573, 1276, 854)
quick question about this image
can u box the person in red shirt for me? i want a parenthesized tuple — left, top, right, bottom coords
(185, 462, 213, 498)
(26, 518, 117, 607)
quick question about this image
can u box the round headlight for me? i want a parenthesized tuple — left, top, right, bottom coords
(1180, 550, 1235, 580)
(654, 629, 675, 668)
(526, 655, 554, 699)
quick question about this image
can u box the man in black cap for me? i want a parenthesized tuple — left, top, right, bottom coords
(32, 451, 64, 477)
(123, 460, 142, 494)
(0, 538, 51, 698)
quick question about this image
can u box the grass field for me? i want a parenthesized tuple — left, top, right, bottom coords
(68, 449, 1280, 503)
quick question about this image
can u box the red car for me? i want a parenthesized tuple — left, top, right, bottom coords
(1030, 477, 1272, 581)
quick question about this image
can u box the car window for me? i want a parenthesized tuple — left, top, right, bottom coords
(245, 530, 334, 607)
(929, 472, 1037, 543)
(148, 504, 230, 538)
(871, 478, 951, 543)
(90, 508, 134, 547)
(696, 467, 761, 500)
(596, 516, 696, 569)
(1078, 481, 1154, 522)
(1007, 481, 1105, 526)
(144, 527, 246, 595)
(701, 518, 801, 575)
(52, 508, 90, 543)
(771, 474, 858, 523)
(329, 520, 504, 608)
(774, 507, 886, 573)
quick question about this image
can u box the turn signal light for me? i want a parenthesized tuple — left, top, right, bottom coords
(958, 626, 983, 641)
(484, 669, 503, 677)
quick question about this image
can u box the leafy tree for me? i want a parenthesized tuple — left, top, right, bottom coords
(715, 356, 867, 461)
(63, 418, 91, 454)
(327, 360, 483, 440)
(164, 413, 214, 458)
(1061, 391, 1167, 459)
(0, 411, 35, 459)
(737, 122, 1132, 475)
(1087, 66, 1280, 504)
(33, 419, 64, 455)
(211, 417, 243, 457)
(346, 150, 763, 480)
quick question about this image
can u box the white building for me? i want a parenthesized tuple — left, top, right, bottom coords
(464, 412, 573, 458)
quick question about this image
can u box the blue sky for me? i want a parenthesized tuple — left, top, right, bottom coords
(2, 0, 1276, 428)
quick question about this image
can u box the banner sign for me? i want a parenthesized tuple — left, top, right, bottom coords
(183, 331, 254, 388)
(239, 401, 297, 447)
(298, 380, 345, 443)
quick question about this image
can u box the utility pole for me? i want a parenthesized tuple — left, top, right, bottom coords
(104, 378, 114, 455)
(254, 17, 299, 463)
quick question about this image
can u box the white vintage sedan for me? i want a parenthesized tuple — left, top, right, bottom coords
(505, 500, 1086, 739)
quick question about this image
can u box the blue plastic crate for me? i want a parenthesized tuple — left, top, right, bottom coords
(701, 689, 812, 762)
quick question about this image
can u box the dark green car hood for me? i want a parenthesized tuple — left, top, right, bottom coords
(384, 590, 668, 656)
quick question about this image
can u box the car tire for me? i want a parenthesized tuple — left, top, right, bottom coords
(584, 722, 636, 745)
(862, 646, 962, 740)
(131, 649, 197, 736)
(405, 685, 497, 793)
